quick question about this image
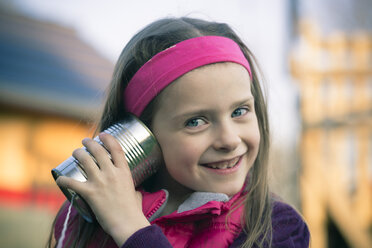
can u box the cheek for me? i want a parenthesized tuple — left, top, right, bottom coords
(245, 122, 261, 152)
(252, 128, 261, 147)
(158, 136, 202, 170)
(166, 140, 197, 160)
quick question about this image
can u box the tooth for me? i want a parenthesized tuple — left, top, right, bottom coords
(228, 158, 238, 168)
(205, 157, 239, 169)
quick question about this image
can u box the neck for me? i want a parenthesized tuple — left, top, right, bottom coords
(150, 166, 194, 216)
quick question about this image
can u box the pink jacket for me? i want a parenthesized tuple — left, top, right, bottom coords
(141, 189, 246, 248)
(54, 188, 247, 248)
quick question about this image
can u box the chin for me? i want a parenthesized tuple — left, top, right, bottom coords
(214, 183, 244, 197)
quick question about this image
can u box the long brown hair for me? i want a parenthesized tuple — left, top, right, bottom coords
(48, 17, 272, 248)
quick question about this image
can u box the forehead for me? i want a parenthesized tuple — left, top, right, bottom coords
(153, 62, 252, 113)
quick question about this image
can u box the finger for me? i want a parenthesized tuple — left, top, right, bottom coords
(72, 147, 99, 179)
(99, 133, 128, 169)
(82, 138, 112, 171)
(56, 175, 87, 196)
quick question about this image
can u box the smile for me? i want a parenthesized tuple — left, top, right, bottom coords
(201, 156, 242, 170)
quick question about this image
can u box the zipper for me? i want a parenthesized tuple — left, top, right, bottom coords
(147, 189, 169, 222)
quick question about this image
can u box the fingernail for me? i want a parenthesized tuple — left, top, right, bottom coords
(82, 138, 89, 144)
(56, 176, 64, 185)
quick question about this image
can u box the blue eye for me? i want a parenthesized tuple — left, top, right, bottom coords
(231, 107, 248, 118)
(185, 118, 206, 128)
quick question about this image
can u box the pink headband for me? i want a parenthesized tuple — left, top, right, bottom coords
(124, 35, 252, 116)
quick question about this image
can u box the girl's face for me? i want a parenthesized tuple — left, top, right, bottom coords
(151, 62, 260, 196)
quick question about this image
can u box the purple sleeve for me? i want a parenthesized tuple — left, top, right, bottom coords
(271, 201, 310, 247)
(121, 225, 173, 248)
(230, 201, 310, 248)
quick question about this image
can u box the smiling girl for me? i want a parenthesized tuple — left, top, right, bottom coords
(48, 17, 310, 248)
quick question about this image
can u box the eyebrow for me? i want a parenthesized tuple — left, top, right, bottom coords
(171, 96, 254, 121)
(232, 96, 254, 108)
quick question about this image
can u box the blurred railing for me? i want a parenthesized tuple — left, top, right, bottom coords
(291, 21, 372, 248)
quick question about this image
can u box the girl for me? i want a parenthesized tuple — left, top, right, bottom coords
(48, 17, 310, 248)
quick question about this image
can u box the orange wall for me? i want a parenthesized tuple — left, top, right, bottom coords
(0, 113, 95, 192)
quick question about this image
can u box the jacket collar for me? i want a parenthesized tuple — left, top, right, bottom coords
(141, 185, 247, 222)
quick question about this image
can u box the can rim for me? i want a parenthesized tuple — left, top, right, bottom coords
(125, 114, 161, 148)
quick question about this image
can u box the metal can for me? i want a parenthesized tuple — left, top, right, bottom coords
(51, 114, 162, 222)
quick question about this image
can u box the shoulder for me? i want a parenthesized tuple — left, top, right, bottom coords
(271, 201, 310, 247)
(230, 201, 310, 248)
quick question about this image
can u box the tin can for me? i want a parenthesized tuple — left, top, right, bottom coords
(51, 114, 162, 222)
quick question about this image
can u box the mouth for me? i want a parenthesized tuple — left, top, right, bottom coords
(200, 156, 242, 170)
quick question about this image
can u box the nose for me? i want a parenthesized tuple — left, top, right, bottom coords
(212, 120, 241, 152)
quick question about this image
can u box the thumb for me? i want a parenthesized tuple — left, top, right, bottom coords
(56, 176, 86, 196)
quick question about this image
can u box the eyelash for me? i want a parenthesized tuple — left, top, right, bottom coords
(185, 117, 207, 128)
(231, 107, 250, 118)
(184, 106, 250, 128)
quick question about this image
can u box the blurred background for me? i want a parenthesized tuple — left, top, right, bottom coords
(0, 0, 371, 247)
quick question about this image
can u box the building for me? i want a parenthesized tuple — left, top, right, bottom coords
(0, 8, 114, 213)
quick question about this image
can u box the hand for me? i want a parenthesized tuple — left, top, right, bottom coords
(56, 132, 150, 246)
